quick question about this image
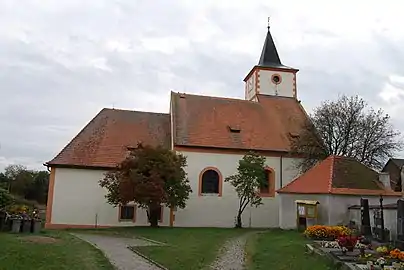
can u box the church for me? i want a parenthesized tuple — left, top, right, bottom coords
(44, 26, 399, 230)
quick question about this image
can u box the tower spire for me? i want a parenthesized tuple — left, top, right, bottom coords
(258, 19, 285, 68)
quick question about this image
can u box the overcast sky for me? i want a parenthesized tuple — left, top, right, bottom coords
(1, 0, 404, 171)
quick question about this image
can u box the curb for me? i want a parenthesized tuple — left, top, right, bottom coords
(128, 246, 168, 270)
(135, 235, 168, 246)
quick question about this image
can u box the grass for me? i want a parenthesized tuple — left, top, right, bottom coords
(75, 227, 251, 270)
(245, 229, 337, 270)
(0, 231, 114, 270)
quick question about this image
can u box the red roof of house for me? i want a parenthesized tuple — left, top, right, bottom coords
(171, 92, 308, 151)
(46, 109, 171, 168)
(277, 156, 402, 196)
(46, 92, 310, 168)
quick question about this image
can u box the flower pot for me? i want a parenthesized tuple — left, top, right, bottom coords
(20, 219, 31, 233)
(30, 220, 41, 233)
(11, 219, 22, 233)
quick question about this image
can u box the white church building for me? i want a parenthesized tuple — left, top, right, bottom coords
(44, 26, 400, 229)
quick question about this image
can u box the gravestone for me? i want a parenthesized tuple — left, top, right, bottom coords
(360, 198, 371, 236)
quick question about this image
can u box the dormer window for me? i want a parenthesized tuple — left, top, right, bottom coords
(228, 125, 241, 133)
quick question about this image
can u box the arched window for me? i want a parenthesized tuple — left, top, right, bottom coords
(260, 167, 275, 197)
(199, 167, 222, 196)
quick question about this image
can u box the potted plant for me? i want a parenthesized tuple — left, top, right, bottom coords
(20, 211, 32, 233)
(337, 235, 359, 253)
(30, 208, 41, 233)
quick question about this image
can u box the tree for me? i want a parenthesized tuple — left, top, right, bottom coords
(0, 188, 14, 209)
(1, 165, 49, 204)
(99, 144, 192, 227)
(225, 152, 267, 228)
(0, 173, 8, 190)
(291, 95, 403, 172)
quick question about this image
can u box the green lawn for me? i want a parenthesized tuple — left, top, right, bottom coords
(76, 227, 250, 270)
(246, 230, 336, 270)
(0, 231, 114, 270)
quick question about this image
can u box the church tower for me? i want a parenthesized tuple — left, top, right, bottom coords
(244, 24, 298, 101)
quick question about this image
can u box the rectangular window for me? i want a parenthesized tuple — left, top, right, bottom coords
(119, 205, 135, 221)
(259, 170, 271, 194)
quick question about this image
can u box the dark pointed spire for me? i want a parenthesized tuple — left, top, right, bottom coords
(258, 21, 287, 68)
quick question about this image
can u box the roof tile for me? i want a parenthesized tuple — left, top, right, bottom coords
(171, 92, 309, 151)
(47, 108, 171, 168)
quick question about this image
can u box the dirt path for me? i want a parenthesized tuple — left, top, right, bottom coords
(209, 232, 256, 270)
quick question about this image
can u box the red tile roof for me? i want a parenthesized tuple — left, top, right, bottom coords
(47, 92, 310, 168)
(46, 108, 171, 168)
(277, 156, 402, 196)
(171, 92, 309, 151)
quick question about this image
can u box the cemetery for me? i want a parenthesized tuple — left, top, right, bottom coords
(305, 197, 404, 269)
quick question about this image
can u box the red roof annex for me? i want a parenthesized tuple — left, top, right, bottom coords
(277, 156, 401, 196)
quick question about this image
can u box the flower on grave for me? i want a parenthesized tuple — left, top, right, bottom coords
(376, 246, 389, 254)
(390, 248, 401, 259)
(303, 225, 352, 239)
(376, 257, 386, 266)
(337, 235, 358, 249)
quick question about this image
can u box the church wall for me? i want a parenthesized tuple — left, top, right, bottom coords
(328, 195, 400, 226)
(46, 167, 169, 228)
(173, 150, 302, 228)
(46, 154, 303, 229)
(258, 69, 295, 98)
(278, 193, 330, 229)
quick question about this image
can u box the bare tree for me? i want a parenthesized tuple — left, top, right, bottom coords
(291, 95, 403, 172)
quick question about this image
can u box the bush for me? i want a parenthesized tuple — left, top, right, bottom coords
(304, 225, 351, 239)
(0, 188, 14, 208)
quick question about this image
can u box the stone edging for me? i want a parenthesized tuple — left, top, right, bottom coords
(306, 244, 360, 270)
(128, 246, 168, 270)
(135, 236, 168, 246)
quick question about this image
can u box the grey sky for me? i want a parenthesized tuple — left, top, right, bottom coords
(1, 0, 404, 171)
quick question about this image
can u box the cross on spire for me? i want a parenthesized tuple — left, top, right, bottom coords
(267, 17, 270, 31)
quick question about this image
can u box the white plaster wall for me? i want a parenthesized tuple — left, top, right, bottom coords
(279, 194, 401, 230)
(174, 151, 302, 228)
(51, 168, 169, 227)
(328, 195, 400, 226)
(279, 193, 330, 229)
(258, 70, 295, 98)
(349, 208, 397, 241)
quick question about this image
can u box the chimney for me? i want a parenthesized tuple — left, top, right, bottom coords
(378, 172, 391, 190)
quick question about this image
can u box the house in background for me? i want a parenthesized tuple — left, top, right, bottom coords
(44, 25, 310, 229)
(382, 158, 404, 192)
(277, 156, 402, 230)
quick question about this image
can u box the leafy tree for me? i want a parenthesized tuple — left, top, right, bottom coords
(0, 173, 8, 190)
(0, 188, 14, 209)
(225, 152, 267, 228)
(100, 144, 192, 227)
(1, 165, 49, 204)
(291, 95, 403, 172)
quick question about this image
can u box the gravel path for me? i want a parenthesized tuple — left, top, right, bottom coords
(209, 233, 254, 270)
(72, 233, 163, 270)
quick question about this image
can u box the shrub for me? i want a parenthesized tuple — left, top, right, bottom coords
(0, 188, 14, 208)
(304, 225, 351, 239)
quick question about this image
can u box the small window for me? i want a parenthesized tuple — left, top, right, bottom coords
(200, 169, 221, 195)
(259, 170, 271, 194)
(119, 205, 135, 221)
